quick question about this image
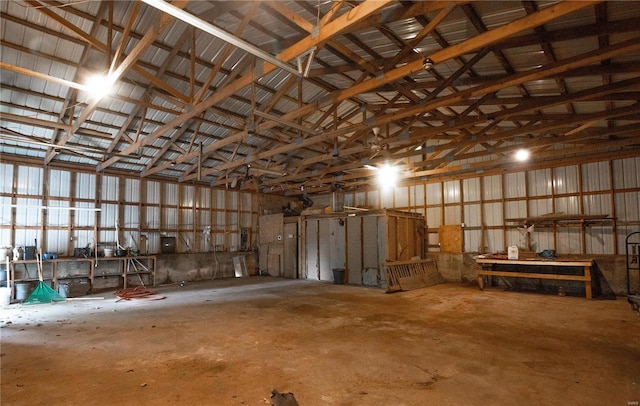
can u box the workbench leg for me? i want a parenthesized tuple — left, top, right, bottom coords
(584, 265, 592, 300)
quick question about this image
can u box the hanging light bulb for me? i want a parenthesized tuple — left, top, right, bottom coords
(84, 73, 116, 100)
(377, 163, 398, 191)
(515, 149, 530, 161)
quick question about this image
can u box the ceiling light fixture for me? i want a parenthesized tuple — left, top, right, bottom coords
(377, 163, 399, 191)
(515, 148, 530, 161)
(423, 57, 434, 71)
(85, 73, 116, 100)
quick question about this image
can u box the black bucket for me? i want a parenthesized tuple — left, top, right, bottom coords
(332, 268, 345, 285)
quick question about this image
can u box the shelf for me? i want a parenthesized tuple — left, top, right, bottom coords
(505, 214, 613, 226)
(7, 256, 156, 301)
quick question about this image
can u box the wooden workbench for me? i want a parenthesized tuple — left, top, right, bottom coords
(476, 257, 594, 299)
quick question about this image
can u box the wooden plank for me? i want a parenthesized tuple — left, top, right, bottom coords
(267, 254, 280, 276)
(439, 225, 463, 253)
(476, 258, 593, 267)
(385, 258, 443, 292)
(477, 270, 590, 282)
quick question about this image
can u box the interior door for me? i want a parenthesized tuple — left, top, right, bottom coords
(283, 222, 298, 278)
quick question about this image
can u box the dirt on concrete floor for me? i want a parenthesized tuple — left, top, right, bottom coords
(1, 277, 639, 406)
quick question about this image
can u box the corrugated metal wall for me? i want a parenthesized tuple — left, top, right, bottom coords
(0, 164, 257, 256)
(342, 157, 640, 255)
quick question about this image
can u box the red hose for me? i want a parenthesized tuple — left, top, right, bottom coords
(114, 285, 163, 301)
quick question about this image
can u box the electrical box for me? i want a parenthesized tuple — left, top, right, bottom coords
(161, 237, 176, 254)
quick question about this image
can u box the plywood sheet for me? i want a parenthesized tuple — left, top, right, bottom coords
(439, 225, 463, 253)
(267, 254, 280, 276)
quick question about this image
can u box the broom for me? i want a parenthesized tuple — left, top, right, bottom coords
(23, 250, 64, 304)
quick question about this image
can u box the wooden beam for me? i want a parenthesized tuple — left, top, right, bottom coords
(98, 0, 393, 173)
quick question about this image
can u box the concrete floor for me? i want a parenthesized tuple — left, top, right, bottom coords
(1, 277, 639, 406)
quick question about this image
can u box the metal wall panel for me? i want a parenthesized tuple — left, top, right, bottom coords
(45, 200, 68, 227)
(394, 186, 408, 208)
(482, 175, 502, 200)
(486, 229, 504, 253)
(199, 211, 211, 231)
(504, 200, 527, 221)
(362, 215, 379, 269)
(0, 196, 11, 244)
(100, 203, 117, 228)
(124, 178, 140, 202)
(584, 226, 613, 255)
(74, 230, 94, 253)
(528, 199, 553, 217)
(164, 183, 178, 205)
(556, 228, 583, 254)
(443, 180, 460, 204)
(427, 207, 442, 228)
(613, 157, 640, 189)
(504, 172, 525, 198)
(444, 205, 461, 224)
(146, 181, 161, 204)
(354, 191, 367, 207)
(48, 169, 70, 197)
(101, 175, 119, 201)
(145, 207, 160, 229)
(532, 230, 554, 254)
(367, 190, 379, 209)
(124, 205, 140, 229)
(179, 185, 196, 207)
(226, 191, 238, 210)
(73, 202, 95, 227)
(214, 189, 225, 208)
(553, 166, 578, 194)
(615, 192, 640, 223)
(465, 229, 481, 253)
(16, 166, 43, 195)
(426, 182, 442, 205)
(163, 207, 178, 229)
(305, 219, 319, 280)
(582, 161, 610, 192)
(180, 206, 193, 228)
(75, 173, 96, 200)
(199, 188, 211, 208)
(346, 216, 362, 284)
(15, 197, 41, 227)
(582, 194, 610, 216)
(484, 202, 504, 226)
(46, 229, 68, 254)
(554, 196, 580, 215)
(527, 169, 552, 197)
(464, 203, 481, 227)
(463, 178, 480, 202)
(98, 229, 117, 246)
(0, 163, 14, 193)
(380, 190, 394, 208)
(410, 185, 424, 207)
(318, 219, 331, 281)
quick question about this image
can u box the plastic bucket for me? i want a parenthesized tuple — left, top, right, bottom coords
(0, 287, 11, 306)
(15, 282, 32, 301)
(103, 248, 114, 257)
(58, 283, 69, 298)
(332, 268, 345, 285)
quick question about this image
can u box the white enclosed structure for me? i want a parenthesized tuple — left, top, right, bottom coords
(302, 210, 426, 289)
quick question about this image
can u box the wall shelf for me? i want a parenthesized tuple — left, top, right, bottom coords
(7, 256, 156, 301)
(505, 214, 614, 228)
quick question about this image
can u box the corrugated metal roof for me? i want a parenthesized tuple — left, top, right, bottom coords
(1, 1, 639, 195)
